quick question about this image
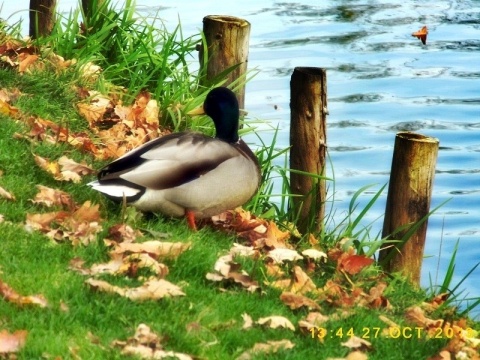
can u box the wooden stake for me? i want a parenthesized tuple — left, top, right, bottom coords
(379, 131, 439, 285)
(29, 0, 56, 38)
(289, 67, 328, 234)
(200, 15, 250, 110)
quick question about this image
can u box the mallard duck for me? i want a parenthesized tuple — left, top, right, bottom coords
(88, 87, 261, 230)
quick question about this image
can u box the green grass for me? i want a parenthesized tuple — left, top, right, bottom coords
(0, 1, 478, 359)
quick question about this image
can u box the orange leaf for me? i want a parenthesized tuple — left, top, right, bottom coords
(32, 185, 75, 209)
(0, 279, 48, 308)
(0, 329, 28, 354)
(412, 25, 428, 45)
(18, 54, 39, 72)
(338, 254, 374, 275)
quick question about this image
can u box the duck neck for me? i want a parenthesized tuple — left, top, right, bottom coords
(214, 108, 239, 143)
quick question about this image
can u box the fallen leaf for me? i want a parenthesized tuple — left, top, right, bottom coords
(31, 185, 75, 209)
(34, 154, 60, 178)
(242, 313, 253, 330)
(230, 243, 257, 258)
(338, 253, 374, 275)
(111, 240, 191, 259)
(0, 279, 48, 308)
(341, 336, 372, 351)
(0, 329, 28, 354)
(58, 155, 94, 178)
(206, 253, 259, 292)
(18, 53, 39, 72)
(270, 265, 317, 295)
(412, 25, 428, 45)
(0, 186, 15, 201)
(0, 99, 19, 117)
(112, 324, 193, 360)
(280, 292, 320, 310)
(236, 339, 295, 360)
(405, 306, 443, 329)
(105, 223, 141, 243)
(267, 248, 303, 264)
(366, 282, 391, 309)
(301, 248, 327, 261)
(257, 316, 295, 331)
(86, 278, 185, 300)
(298, 312, 330, 332)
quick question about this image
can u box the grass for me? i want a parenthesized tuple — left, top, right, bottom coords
(0, 1, 479, 359)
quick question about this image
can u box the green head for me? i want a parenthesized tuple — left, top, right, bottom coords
(204, 87, 240, 143)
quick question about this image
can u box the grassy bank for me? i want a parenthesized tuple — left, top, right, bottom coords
(0, 2, 479, 359)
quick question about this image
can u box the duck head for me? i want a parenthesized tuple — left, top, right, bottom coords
(193, 87, 240, 144)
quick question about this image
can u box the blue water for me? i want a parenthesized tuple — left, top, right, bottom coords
(2, 0, 479, 314)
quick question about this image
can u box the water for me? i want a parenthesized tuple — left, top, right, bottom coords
(2, 0, 479, 313)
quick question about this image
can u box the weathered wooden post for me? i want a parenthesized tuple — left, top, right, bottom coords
(29, 0, 57, 38)
(290, 67, 328, 234)
(82, 0, 106, 22)
(200, 15, 250, 110)
(379, 131, 439, 285)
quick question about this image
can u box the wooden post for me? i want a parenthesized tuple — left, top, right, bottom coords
(200, 15, 250, 110)
(289, 67, 328, 234)
(379, 131, 439, 285)
(29, 0, 57, 38)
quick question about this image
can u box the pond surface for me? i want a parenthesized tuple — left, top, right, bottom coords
(3, 0, 480, 313)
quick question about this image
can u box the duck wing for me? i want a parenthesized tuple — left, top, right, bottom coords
(96, 132, 240, 192)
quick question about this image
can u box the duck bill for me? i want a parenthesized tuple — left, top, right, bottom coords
(187, 104, 205, 116)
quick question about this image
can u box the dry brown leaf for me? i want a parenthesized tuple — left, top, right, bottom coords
(0, 186, 15, 201)
(298, 311, 330, 332)
(31, 185, 75, 209)
(105, 223, 141, 243)
(77, 91, 112, 125)
(25, 211, 69, 231)
(263, 221, 291, 249)
(242, 313, 253, 330)
(86, 278, 185, 300)
(89, 254, 125, 275)
(341, 336, 372, 351)
(257, 316, 295, 331)
(0, 329, 28, 354)
(236, 339, 295, 360)
(267, 248, 303, 264)
(111, 240, 191, 259)
(405, 306, 443, 329)
(366, 282, 392, 309)
(280, 292, 320, 310)
(206, 253, 259, 292)
(113, 323, 193, 360)
(26, 201, 102, 245)
(18, 53, 39, 72)
(69, 257, 92, 275)
(117, 254, 169, 278)
(58, 156, 94, 177)
(270, 265, 317, 295)
(230, 243, 257, 258)
(0, 279, 48, 308)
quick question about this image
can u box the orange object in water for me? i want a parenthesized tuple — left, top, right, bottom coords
(412, 25, 428, 45)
